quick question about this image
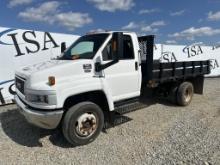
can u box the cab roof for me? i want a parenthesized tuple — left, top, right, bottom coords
(86, 30, 135, 35)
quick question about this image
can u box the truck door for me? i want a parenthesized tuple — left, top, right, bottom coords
(101, 34, 141, 101)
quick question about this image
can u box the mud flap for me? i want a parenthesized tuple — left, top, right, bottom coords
(192, 76, 204, 94)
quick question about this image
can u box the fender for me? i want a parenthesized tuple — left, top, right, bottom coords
(57, 77, 114, 111)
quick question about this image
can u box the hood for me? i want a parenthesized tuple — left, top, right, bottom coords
(21, 60, 68, 75)
(15, 60, 94, 88)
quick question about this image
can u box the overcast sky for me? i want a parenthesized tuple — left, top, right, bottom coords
(0, 0, 220, 44)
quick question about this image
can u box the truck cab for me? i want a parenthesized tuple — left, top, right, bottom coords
(15, 31, 210, 145)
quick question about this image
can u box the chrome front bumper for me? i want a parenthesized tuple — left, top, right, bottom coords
(15, 95, 63, 129)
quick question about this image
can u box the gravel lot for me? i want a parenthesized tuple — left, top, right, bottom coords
(0, 78, 219, 165)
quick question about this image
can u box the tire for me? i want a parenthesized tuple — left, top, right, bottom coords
(62, 102, 104, 146)
(177, 82, 194, 106)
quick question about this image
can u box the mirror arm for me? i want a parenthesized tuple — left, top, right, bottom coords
(95, 59, 119, 72)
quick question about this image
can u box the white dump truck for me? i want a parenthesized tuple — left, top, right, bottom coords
(15, 31, 210, 145)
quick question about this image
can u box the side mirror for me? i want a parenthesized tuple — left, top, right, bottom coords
(111, 32, 123, 61)
(61, 42, 66, 53)
(95, 32, 124, 72)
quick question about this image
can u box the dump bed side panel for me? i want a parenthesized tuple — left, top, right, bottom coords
(151, 60, 210, 82)
(138, 36, 211, 86)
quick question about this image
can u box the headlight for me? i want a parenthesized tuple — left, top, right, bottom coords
(26, 94, 49, 103)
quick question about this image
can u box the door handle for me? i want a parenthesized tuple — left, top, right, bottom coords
(135, 62, 138, 71)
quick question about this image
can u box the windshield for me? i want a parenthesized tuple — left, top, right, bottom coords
(59, 34, 109, 60)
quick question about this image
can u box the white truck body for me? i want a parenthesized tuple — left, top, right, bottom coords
(15, 32, 140, 110)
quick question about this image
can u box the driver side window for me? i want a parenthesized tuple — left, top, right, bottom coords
(102, 35, 134, 61)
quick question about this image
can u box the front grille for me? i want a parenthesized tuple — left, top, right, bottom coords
(15, 76, 25, 94)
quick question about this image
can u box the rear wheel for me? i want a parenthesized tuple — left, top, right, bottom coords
(62, 102, 104, 146)
(177, 82, 194, 106)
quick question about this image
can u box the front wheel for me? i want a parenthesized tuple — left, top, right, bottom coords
(62, 102, 104, 146)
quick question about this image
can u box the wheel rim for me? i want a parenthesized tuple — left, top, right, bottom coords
(184, 87, 192, 103)
(75, 112, 97, 137)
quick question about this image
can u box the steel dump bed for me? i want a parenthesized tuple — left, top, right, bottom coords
(138, 35, 210, 85)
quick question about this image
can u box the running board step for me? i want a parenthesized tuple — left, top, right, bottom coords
(115, 101, 148, 115)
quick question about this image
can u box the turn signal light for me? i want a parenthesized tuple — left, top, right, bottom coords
(48, 76, 55, 86)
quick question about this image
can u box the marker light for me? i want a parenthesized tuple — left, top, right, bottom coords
(48, 76, 55, 86)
